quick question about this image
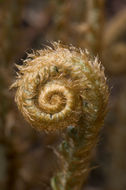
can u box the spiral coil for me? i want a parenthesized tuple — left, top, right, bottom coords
(12, 42, 108, 131)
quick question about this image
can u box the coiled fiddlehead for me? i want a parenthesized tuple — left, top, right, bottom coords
(12, 42, 109, 190)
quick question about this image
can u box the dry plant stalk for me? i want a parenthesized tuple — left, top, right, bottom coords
(0, 0, 26, 64)
(11, 42, 109, 190)
(86, 0, 105, 57)
(103, 8, 126, 74)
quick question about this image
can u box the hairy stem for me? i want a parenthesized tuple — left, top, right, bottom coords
(51, 114, 103, 190)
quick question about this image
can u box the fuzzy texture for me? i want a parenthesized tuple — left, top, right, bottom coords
(12, 42, 109, 190)
(12, 42, 108, 132)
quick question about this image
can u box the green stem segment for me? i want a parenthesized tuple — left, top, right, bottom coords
(51, 118, 100, 190)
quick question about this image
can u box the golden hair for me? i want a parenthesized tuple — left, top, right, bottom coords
(11, 42, 108, 132)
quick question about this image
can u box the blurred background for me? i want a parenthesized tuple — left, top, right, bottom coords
(0, 0, 126, 190)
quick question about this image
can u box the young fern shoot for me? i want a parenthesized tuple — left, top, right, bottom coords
(11, 42, 109, 190)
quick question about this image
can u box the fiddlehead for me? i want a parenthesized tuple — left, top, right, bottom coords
(12, 42, 109, 190)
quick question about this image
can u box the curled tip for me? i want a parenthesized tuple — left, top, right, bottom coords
(12, 42, 109, 132)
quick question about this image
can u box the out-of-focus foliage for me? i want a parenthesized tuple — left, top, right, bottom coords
(0, 0, 126, 190)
